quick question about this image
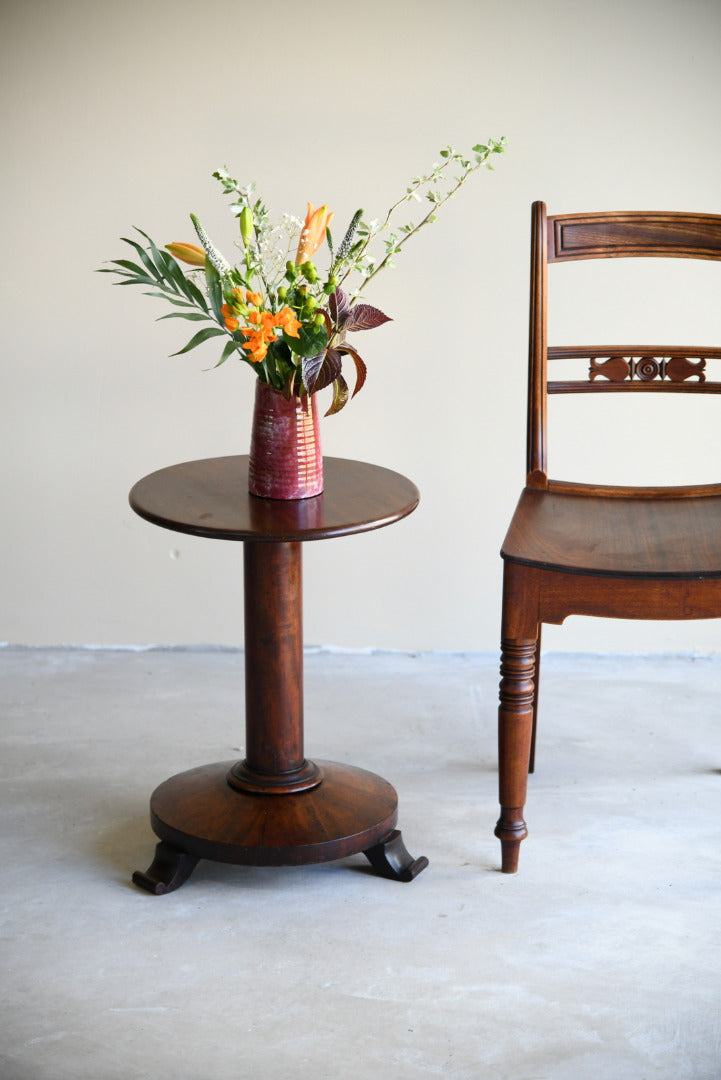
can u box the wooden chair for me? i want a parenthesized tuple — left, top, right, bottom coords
(496, 202, 721, 872)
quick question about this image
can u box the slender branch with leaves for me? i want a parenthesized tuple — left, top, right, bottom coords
(100, 138, 506, 415)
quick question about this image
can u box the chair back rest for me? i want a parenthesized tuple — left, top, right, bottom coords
(527, 202, 721, 495)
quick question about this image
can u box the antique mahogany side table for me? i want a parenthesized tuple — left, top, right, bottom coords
(129, 455, 428, 893)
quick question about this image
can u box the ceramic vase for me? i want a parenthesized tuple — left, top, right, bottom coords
(248, 380, 323, 499)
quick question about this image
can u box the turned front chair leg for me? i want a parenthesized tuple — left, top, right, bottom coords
(495, 635, 537, 872)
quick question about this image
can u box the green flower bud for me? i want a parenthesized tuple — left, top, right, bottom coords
(239, 206, 254, 246)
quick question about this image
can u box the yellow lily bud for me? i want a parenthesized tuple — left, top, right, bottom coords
(295, 203, 334, 265)
(165, 242, 206, 267)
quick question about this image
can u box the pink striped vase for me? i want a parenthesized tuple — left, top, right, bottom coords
(248, 380, 323, 499)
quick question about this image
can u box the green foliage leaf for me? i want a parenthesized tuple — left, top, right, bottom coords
(142, 291, 198, 307)
(204, 261, 224, 321)
(133, 228, 169, 277)
(120, 236, 163, 280)
(183, 275, 209, 312)
(211, 339, 242, 369)
(110, 258, 153, 279)
(157, 249, 189, 293)
(262, 343, 281, 386)
(157, 311, 209, 322)
(170, 326, 227, 356)
(283, 321, 328, 358)
(260, 338, 296, 389)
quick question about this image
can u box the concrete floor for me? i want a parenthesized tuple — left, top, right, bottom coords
(1, 647, 721, 1079)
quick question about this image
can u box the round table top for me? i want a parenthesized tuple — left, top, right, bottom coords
(129, 456, 419, 542)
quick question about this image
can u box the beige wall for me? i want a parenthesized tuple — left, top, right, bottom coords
(3, 0, 721, 651)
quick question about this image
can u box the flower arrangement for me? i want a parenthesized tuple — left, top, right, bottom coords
(102, 139, 506, 415)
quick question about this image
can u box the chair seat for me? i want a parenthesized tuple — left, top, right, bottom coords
(502, 488, 721, 578)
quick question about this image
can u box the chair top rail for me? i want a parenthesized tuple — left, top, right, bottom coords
(548, 346, 721, 359)
(548, 211, 721, 262)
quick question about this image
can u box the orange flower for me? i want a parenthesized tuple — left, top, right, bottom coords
(239, 326, 270, 362)
(274, 306, 302, 338)
(165, 242, 206, 267)
(220, 304, 239, 332)
(236, 299, 305, 361)
(295, 203, 334, 265)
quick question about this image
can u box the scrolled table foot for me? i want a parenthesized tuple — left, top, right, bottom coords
(364, 829, 429, 882)
(132, 841, 199, 895)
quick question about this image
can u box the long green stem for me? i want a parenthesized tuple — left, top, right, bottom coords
(361, 165, 480, 288)
(335, 154, 467, 293)
(334, 167, 442, 289)
(250, 223, 273, 298)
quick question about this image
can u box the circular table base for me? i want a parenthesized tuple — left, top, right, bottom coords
(148, 759, 398, 867)
(133, 760, 428, 893)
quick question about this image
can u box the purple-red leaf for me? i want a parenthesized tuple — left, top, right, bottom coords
(329, 288, 351, 325)
(325, 374, 350, 416)
(302, 348, 342, 394)
(337, 343, 367, 398)
(344, 303, 392, 332)
(318, 309, 333, 339)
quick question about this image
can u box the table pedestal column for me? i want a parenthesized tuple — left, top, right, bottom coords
(228, 541, 321, 794)
(132, 541, 428, 894)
